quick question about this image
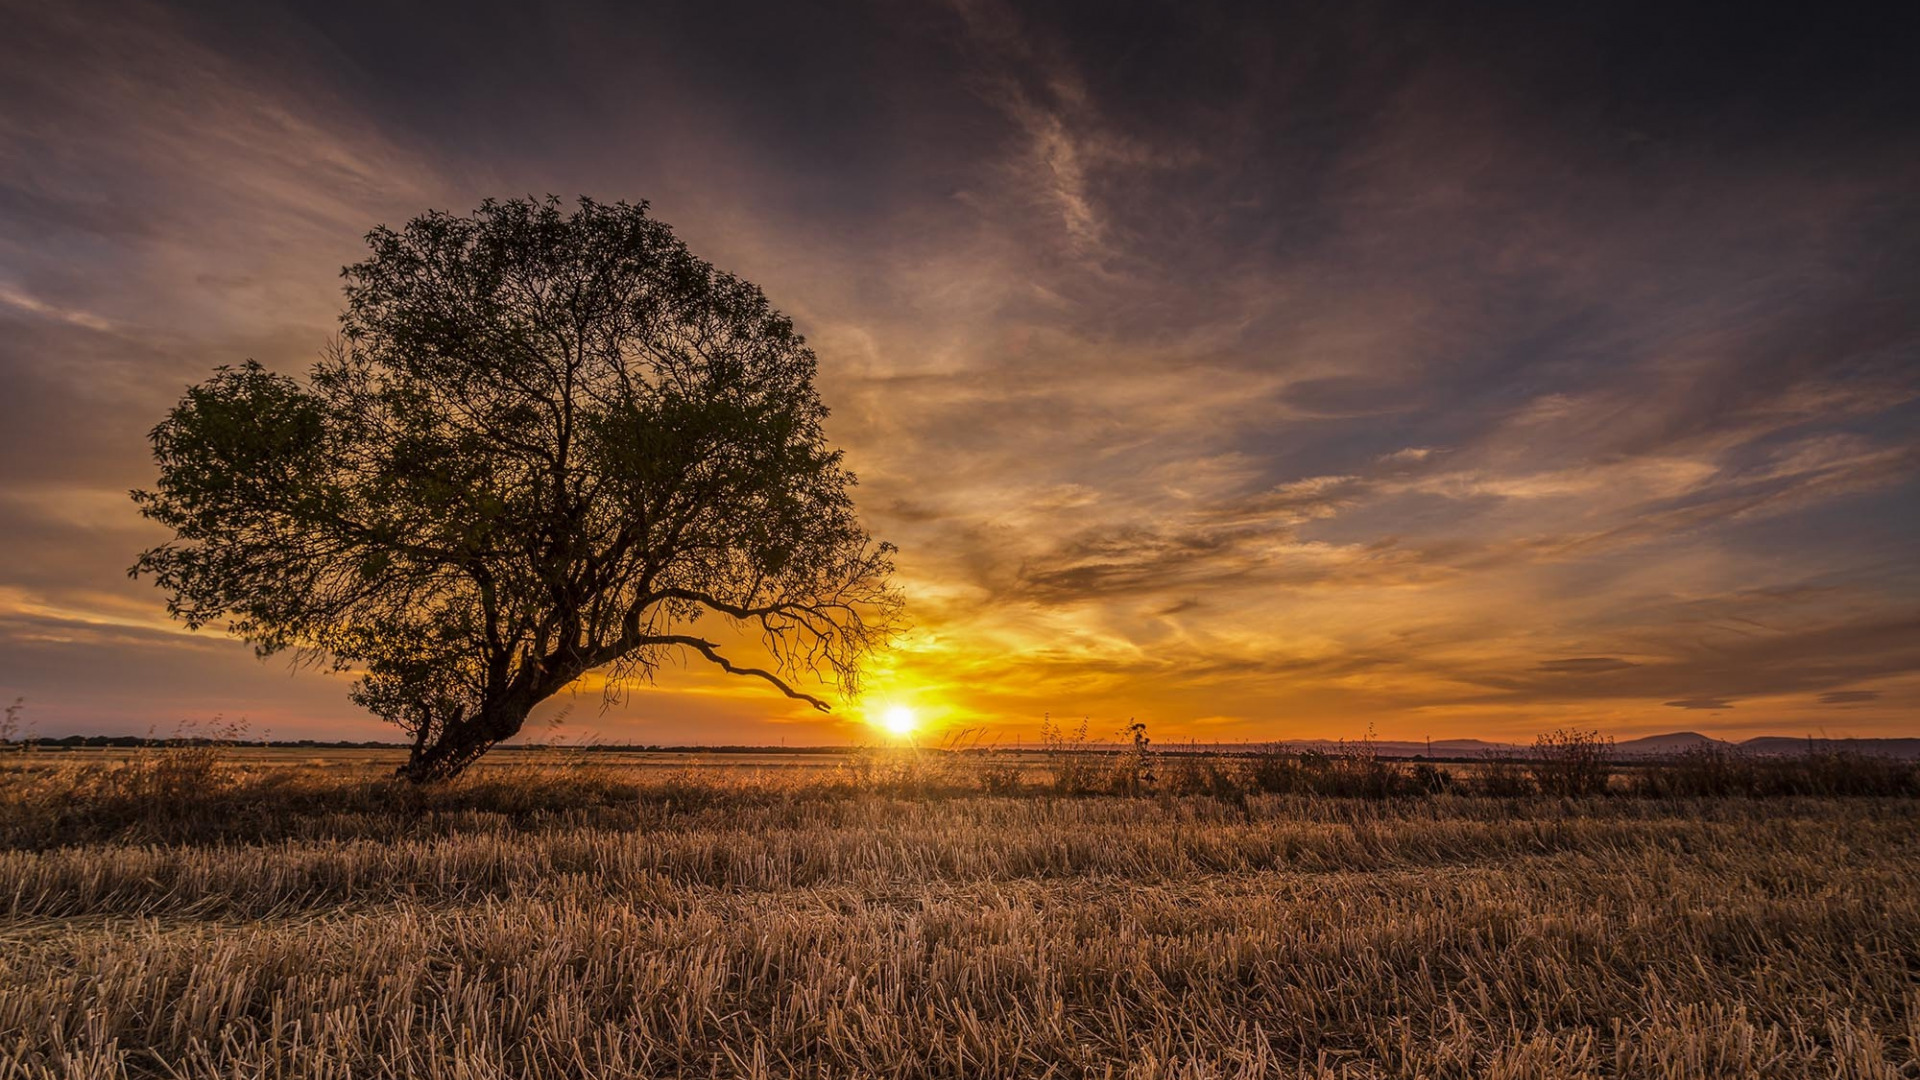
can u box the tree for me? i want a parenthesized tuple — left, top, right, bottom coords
(133, 197, 899, 781)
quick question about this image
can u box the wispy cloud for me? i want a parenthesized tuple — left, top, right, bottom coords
(1666, 698, 1735, 711)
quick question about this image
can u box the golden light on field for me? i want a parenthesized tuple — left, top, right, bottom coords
(878, 705, 919, 738)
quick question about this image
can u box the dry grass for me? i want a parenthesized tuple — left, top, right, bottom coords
(1, 751, 1917, 1078)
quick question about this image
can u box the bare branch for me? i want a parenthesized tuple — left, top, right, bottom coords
(647, 634, 830, 711)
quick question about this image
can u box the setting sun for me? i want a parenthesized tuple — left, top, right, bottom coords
(879, 705, 919, 738)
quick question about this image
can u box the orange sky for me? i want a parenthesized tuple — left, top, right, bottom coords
(1, 1, 1916, 745)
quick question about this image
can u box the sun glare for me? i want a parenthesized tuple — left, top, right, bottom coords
(879, 705, 919, 738)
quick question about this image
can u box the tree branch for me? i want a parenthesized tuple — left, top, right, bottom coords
(648, 634, 829, 711)
(649, 586, 849, 626)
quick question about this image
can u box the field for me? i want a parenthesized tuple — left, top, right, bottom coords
(2, 748, 1918, 1079)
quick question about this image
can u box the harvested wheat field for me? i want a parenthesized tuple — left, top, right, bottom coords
(2, 753, 1918, 1079)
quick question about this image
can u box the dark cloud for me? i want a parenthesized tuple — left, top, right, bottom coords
(1277, 376, 1420, 419)
(1463, 611, 1920, 708)
(1819, 690, 1881, 705)
(1665, 698, 1735, 711)
(1537, 658, 1639, 675)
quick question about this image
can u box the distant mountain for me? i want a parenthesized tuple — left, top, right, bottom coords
(1428, 739, 1517, 752)
(1609, 733, 1920, 760)
(1613, 732, 1727, 756)
(1738, 736, 1920, 760)
(1235, 732, 1920, 761)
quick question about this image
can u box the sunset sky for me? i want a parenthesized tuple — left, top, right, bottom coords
(2, 0, 1917, 744)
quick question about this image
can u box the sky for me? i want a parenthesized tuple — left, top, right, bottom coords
(2, 0, 1917, 745)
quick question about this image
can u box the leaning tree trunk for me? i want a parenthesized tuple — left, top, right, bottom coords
(398, 701, 533, 782)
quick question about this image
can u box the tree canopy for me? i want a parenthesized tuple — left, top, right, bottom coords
(134, 196, 898, 780)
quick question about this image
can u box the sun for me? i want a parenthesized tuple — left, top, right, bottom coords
(879, 705, 919, 738)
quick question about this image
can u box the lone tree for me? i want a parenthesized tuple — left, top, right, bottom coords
(134, 197, 899, 781)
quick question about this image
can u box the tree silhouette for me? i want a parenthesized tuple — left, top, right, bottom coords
(133, 197, 899, 781)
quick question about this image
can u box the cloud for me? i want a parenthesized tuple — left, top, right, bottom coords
(1380, 447, 1438, 464)
(1818, 690, 1881, 705)
(0, 286, 116, 333)
(1279, 376, 1421, 418)
(1666, 698, 1736, 711)
(1537, 657, 1639, 674)
(1462, 609, 1920, 709)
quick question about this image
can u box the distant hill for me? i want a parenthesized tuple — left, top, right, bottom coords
(1611, 733, 1920, 760)
(1738, 736, 1920, 760)
(1257, 733, 1920, 761)
(1613, 732, 1725, 756)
